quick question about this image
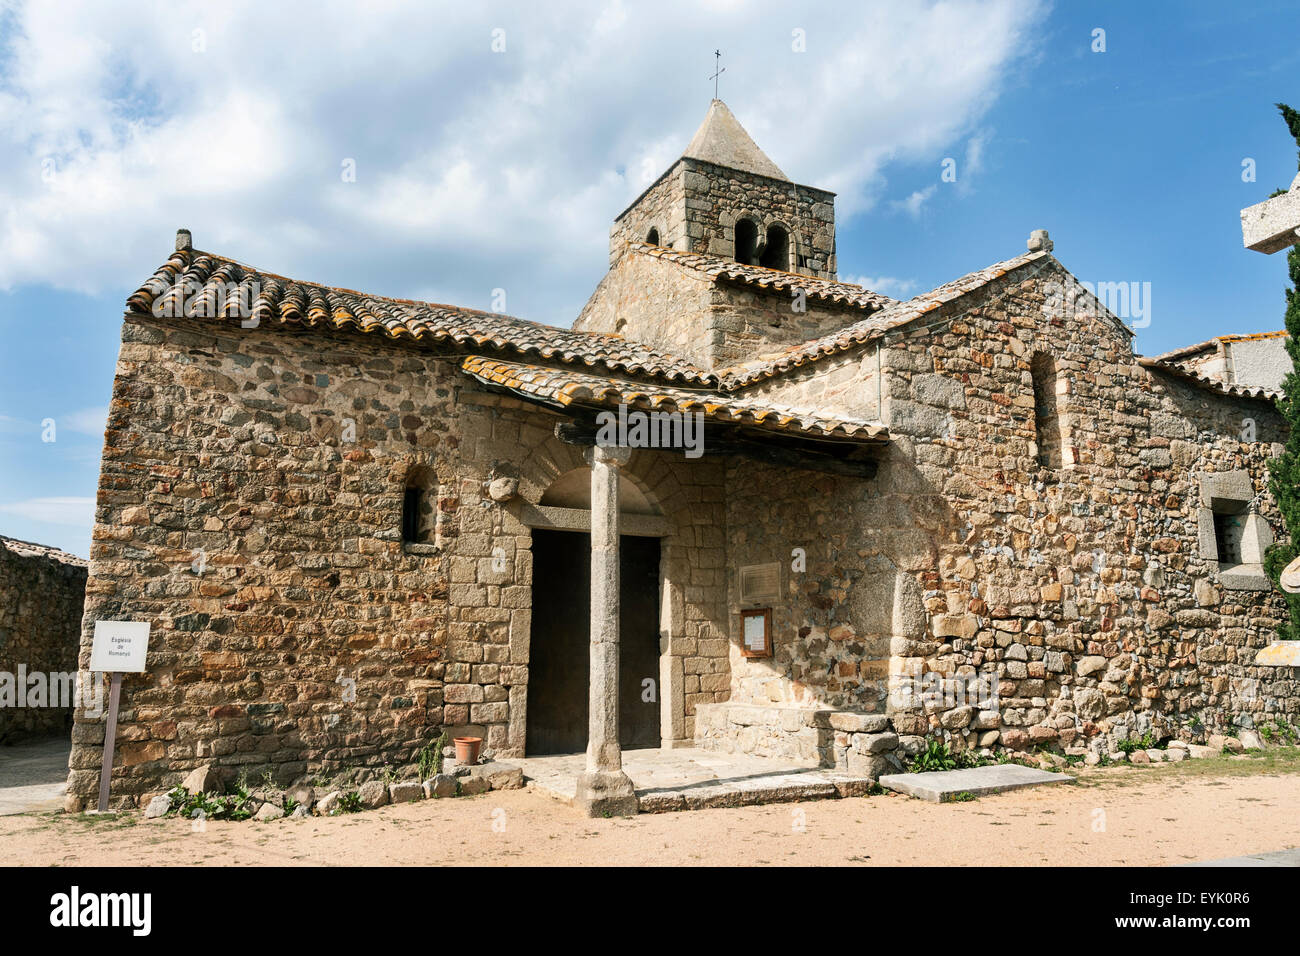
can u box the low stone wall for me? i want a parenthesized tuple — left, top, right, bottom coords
(694, 702, 909, 778)
(0, 536, 88, 742)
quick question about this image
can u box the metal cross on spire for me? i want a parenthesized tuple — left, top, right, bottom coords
(710, 49, 725, 100)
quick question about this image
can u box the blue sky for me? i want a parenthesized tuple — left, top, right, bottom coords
(1, 0, 1298, 557)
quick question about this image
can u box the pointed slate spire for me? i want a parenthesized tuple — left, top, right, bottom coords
(682, 99, 789, 182)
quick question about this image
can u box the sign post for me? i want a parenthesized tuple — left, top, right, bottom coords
(89, 621, 151, 812)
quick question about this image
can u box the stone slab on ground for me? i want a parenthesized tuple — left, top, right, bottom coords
(0, 736, 70, 816)
(517, 747, 872, 813)
(1180, 848, 1300, 867)
(878, 764, 1073, 803)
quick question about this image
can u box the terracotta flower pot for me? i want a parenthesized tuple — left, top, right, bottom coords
(453, 736, 483, 764)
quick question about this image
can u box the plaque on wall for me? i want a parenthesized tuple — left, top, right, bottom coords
(739, 562, 781, 606)
(741, 608, 772, 658)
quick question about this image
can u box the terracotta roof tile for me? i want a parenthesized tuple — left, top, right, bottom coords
(0, 535, 87, 567)
(460, 356, 889, 443)
(1137, 356, 1282, 401)
(127, 250, 716, 385)
(627, 242, 895, 312)
(718, 250, 1051, 387)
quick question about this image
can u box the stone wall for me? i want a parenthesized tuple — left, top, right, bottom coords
(576, 249, 866, 371)
(694, 701, 907, 777)
(575, 249, 716, 370)
(718, 258, 1299, 755)
(610, 158, 836, 279)
(677, 159, 835, 278)
(66, 313, 733, 807)
(0, 536, 87, 742)
(610, 166, 686, 264)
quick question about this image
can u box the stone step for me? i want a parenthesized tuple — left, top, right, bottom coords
(878, 764, 1074, 802)
(636, 773, 873, 813)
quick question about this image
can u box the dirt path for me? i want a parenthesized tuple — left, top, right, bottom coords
(3, 755, 1297, 866)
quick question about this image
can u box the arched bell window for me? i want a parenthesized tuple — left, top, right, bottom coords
(760, 223, 790, 271)
(734, 218, 758, 265)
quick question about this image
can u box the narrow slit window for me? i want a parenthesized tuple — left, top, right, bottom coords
(402, 487, 422, 543)
(1031, 352, 1062, 470)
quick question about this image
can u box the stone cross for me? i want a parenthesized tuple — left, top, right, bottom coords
(1241, 172, 1300, 254)
(572, 443, 638, 817)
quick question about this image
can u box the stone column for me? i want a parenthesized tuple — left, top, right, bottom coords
(573, 443, 638, 817)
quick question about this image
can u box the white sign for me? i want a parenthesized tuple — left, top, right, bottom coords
(89, 621, 151, 673)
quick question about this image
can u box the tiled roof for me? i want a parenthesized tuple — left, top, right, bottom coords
(1146, 329, 1288, 364)
(126, 249, 715, 385)
(627, 242, 895, 311)
(460, 355, 890, 443)
(0, 534, 87, 567)
(1137, 356, 1282, 401)
(720, 250, 1052, 387)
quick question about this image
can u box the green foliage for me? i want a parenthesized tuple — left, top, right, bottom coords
(337, 791, 363, 813)
(909, 739, 969, 772)
(1277, 101, 1300, 168)
(164, 784, 255, 822)
(949, 791, 976, 802)
(1265, 104, 1300, 640)
(1259, 718, 1298, 745)
(1117, 731, 1156, 754)
(418, 731, 450, 781)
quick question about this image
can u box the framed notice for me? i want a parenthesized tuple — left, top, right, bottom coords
(741, 608, 772, 658)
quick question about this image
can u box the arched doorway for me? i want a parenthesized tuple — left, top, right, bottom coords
(524, 467, 665, 755)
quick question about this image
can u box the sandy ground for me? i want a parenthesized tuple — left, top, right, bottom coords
(2, 753, 1298, 866)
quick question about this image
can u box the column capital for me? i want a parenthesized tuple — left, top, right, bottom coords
(585, 444, 632, 468)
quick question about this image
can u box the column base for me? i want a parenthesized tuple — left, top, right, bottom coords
(573, 769, 638, 817)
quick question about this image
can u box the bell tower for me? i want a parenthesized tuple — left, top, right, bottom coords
(610, 99, 837, 279)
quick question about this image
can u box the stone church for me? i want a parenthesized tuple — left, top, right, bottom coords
(66, 99, 1299, 814)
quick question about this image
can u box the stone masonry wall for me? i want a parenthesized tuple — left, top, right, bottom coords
(679, 159, 835, 278)
(66, 315, 461, 808)
(610, 166, 686, 264)
(0, 537, 87, 742)
(577, 250, 875, 372)
(715, 258, 1299, 757)
(67, 312, 734, 807)
(575, 249, 716, 370)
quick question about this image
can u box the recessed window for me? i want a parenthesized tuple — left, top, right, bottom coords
(1212, 506, 1246, 567)
(402, 465, 436, 546)
(645, 227, 660, 246)
(1031, 352, 1062, 470)
(402, 487, 422, 543)
(735, 218, 758, 265)
(1198, 471, 1273, 591)
(760, 223, 790, 271)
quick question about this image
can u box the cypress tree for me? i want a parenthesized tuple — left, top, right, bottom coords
(1262, 103, 1300, 639)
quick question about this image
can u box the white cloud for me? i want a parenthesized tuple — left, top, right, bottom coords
(843, 275, 921, 298)
(0, 0, 1047, 322)
(0, 496, 95, 526)
(61, 406, 107, 436)
(890, 185, 938, 218)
